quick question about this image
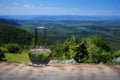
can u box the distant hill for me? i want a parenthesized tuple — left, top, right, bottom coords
(0, 24, 33, 46)
(33, 15, 120, 21)
(0, 18, 20, 26)
(0, 15, 120, 21)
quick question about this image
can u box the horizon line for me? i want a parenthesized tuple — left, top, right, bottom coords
(0, 14, 120, 17)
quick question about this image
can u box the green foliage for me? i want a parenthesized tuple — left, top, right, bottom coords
(62, 36, 79, 59)
(101, 51, 114, 64)
(114, 50, 120, 57)
(87, 35, 111, 52)
(0, 47, 8, 53)
(51, 36, 81, 60)
(0, 48, 5, 61)
(86, 35, 113, 63)
(51, 35, 114, 64)
(6, 44, 22, 53)
(50, 42, 65, 60)
(0, 47, 6, 61)
(0, 53, 5, 61)
(74, 41, 88, 63)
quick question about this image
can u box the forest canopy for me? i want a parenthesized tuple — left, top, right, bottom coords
(0, 24, 33, 47)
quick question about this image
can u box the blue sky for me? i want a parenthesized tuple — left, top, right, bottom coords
(0, 0, 120, 16)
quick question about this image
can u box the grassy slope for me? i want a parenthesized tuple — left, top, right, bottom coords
(4, 52, 30, 62)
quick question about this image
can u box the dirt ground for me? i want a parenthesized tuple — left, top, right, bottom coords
(0, 62, 120, 80)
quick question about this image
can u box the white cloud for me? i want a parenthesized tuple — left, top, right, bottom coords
(23, 4, 34, 8)
(13, 2, 34, 8)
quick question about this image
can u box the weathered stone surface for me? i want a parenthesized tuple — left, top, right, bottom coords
(0, 62, 120, 80)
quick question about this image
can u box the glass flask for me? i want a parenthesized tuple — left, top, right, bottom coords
(29, 26, 51, 65)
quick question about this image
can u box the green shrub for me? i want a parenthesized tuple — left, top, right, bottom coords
(51, 35, 114, 64)
(0, 53, 5, 61)
(6, 44, 22, 53)
(0, 49, 5, 61)
(85, 35, 113, 63)
(0, 47, 8, 53)
(51, 36, 81, 60)
(114, 50, 120, 57)
(74, 41, 88, 63)
(50, 42, 65, 60)
(62, 36, 80, 59)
